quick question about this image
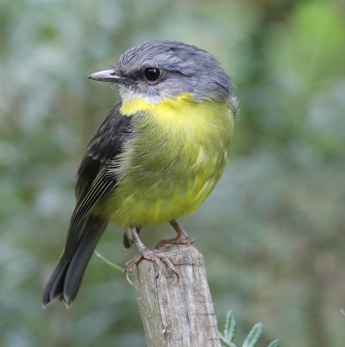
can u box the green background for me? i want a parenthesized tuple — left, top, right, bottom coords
(1, 0, 345, 346)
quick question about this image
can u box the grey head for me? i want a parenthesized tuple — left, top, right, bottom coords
(89, 40, 235, 104)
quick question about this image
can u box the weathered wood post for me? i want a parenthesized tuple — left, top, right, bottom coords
(132, 245, 221, 347)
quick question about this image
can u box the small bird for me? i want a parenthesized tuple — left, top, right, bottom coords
(42, 40, 238, 308)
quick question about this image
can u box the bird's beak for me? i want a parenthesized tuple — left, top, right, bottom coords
(88, 69, 122, 83)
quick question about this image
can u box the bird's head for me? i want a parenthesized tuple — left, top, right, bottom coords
(88, 40, 235, 105)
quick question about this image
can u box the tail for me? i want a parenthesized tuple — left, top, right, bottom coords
(122, 227, 141, 249)
(42, 214, 107, 308)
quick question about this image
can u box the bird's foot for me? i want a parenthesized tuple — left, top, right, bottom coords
(155, 220, 194, 249)
(125, 246, 178, 284)
(155, 236, 194, 250)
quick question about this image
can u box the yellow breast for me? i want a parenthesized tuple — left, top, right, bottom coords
(96, 94, 234, 227)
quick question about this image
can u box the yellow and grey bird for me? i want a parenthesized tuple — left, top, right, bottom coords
(42, 40, 238, 308)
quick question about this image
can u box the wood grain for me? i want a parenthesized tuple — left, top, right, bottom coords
(132, 245, 221, 347)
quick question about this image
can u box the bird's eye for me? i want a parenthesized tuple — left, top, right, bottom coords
(144, 68, 160, 81)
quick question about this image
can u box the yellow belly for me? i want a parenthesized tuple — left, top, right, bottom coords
(94, 94, 234, 227)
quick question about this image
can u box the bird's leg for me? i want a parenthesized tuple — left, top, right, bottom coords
(125, 226, 177, 280)
(155, 220, 194, 249)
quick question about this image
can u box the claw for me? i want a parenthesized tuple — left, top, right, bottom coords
(125, 248, 178, 279)
(124, 225, 189, 283)
(125, 270, 134, 285)
(155, 220, 194, 249)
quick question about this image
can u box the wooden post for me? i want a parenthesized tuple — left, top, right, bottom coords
(132, 245, 221, 347)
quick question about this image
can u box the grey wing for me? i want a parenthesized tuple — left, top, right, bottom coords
(42, 103, 133, 307)
(63, 102, 132, 260)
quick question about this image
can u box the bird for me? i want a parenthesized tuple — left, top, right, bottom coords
(42, 40, 238, 308)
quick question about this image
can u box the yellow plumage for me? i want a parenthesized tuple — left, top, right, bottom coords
(94, 94, 235, 226)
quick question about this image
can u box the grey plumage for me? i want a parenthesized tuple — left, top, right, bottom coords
(43, 105, 131, 308)
(115, 40, 236, 105)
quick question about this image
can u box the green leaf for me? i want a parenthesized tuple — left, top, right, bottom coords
(219, 332, 237, 347)
(94, 250, 125, 273)
(267, 339, 280, 347)
(218, 310, 279, 347)
(341, 309, 345, 316)
(224, 310, 236, 342)
(242, 323, 263, 347)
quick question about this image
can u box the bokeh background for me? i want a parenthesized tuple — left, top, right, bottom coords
(1, 0, 345, 346)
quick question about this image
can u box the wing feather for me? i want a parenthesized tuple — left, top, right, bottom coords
(64, 102, 132, 259)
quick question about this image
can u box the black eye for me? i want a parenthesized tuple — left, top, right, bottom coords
(144, 68, 160, 81)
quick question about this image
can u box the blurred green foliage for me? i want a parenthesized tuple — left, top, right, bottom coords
(219, 310, 280, 347)
(1, 0, 345, 346)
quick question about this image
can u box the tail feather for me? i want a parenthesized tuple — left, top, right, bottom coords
(42, 260, 68, 305)
(42, 214, 107, 308)
(122, 227, 141, 249)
